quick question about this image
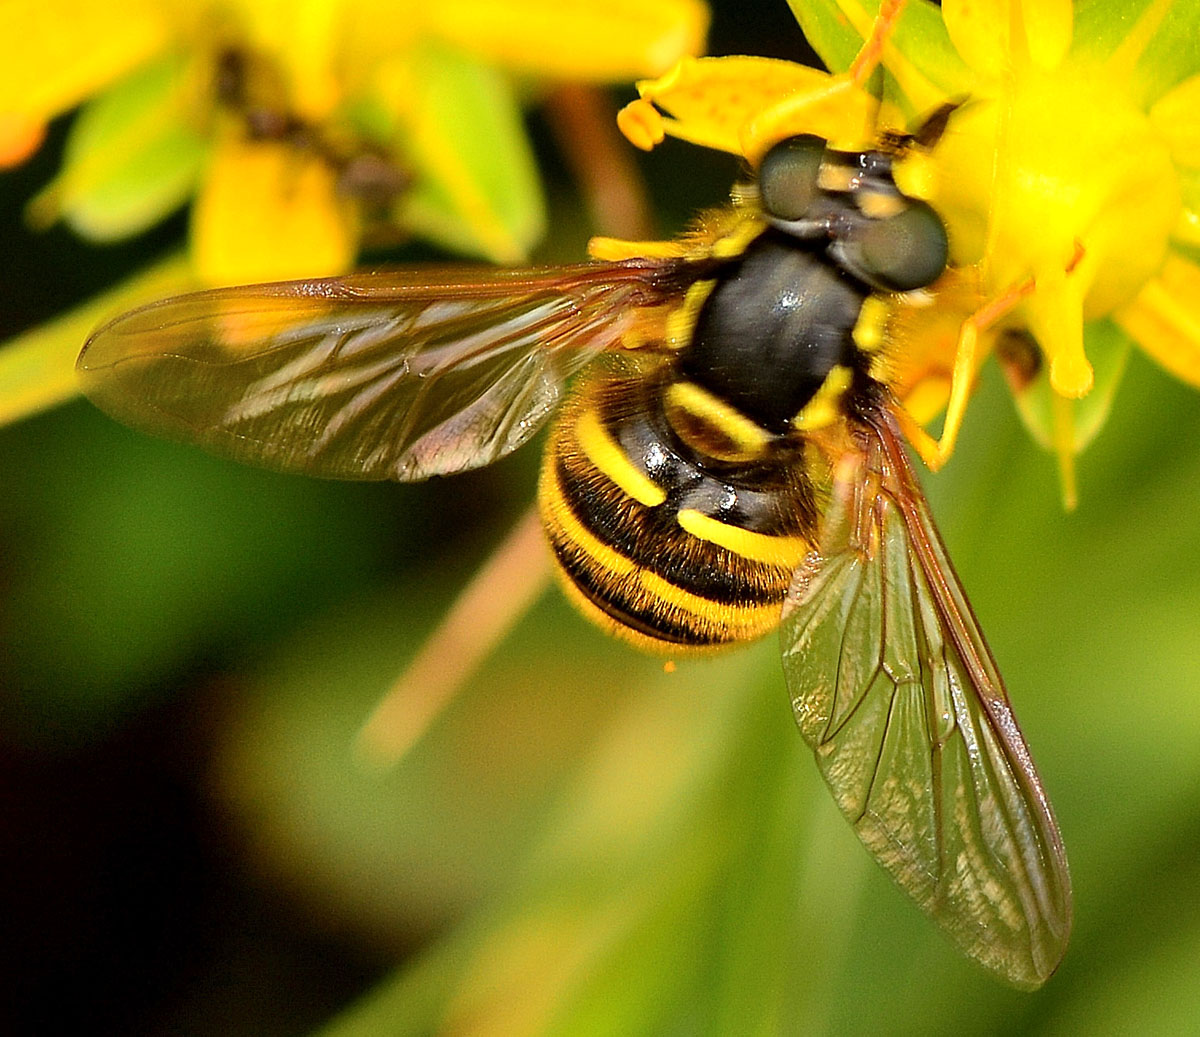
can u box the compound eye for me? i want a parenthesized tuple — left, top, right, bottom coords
(850, 200, 948, 291)
(758, 135, 826, 220)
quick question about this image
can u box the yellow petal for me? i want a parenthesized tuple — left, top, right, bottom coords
(1021, 0, 1072, 71)
(1050, 392, 1078, 512)
(628, 56, 842, 156)
(743, 77, 876, 160)
(230, 0, 345, 119)
(943, 0, 1070, 74)
(0, 112, 45, 166)
(426, 0, 708, 80)
(0, 0, 169, 124)
(935, 57, 1178, 320)
(941, 0, 1012, 78)
(191, 137, 357, 285)
(1150, 72, 1200, 170)
(1173, 204, 1200, 249)
(617, 98, 667, 151)
(1113, 251, 1200, 388)
(334, 0, 422, 81)
(1025, 260, 1093, 397)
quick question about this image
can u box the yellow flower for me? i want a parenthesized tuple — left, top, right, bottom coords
(612, 0, 1200, 503)
(0, 0, 709, 283)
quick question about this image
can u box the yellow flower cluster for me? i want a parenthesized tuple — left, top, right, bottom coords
(0, 0, 708, 282)
(612, 0, 1200, 499)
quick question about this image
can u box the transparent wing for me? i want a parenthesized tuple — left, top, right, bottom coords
(78, 262, 681, 481)
(781, 411, 1071, 989)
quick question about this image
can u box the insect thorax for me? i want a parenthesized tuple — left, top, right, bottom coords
(681, 231, 868, 433)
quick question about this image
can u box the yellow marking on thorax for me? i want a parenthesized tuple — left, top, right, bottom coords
(574, 406, 667, 507)
(708, 216, 767, 259)
(680, 206, 763, 250)
(676, 508, 809, 568)
(665, 279, 716, 348)
(853, 295, 892, 353)
(792, 364, 854, 432)
(614, 302, 676, 350)
(619, 321, 657, 351)
(664, 380, 772, 462)
(662, 218, 767, 349)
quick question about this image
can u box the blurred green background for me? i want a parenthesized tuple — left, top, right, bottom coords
(5, 1, 1200, 1034)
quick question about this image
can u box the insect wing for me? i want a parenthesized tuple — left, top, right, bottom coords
(78, 263, 675, 481)
(781, 414, 1071, 989)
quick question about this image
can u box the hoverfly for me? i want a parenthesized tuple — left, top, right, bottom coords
(77, 110, 1071, 989)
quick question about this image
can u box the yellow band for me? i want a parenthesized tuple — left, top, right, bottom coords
(676, 508, 808, 567)
(665, 380, 772, 459)
(665, 279, 716, 348)
(793, 364, 853, 431)
(574, 406, 666, 507)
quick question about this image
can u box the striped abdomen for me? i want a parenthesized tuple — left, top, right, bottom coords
(539, 367, 819, 649)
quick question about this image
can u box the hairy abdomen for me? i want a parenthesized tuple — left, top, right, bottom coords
(539, 368, 818, 649)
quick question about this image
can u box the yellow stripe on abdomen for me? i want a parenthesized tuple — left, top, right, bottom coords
(538, 372, 817, 651)
(540, 451, 786, 650)
(574, 404, 666, 507)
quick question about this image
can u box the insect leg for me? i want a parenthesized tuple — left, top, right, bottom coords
(904, 277, 1035, 470)
(916, 238, 1089, 470)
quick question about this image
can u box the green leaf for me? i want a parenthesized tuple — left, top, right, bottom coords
(0, 391, 399, 739)
(1180, 167, 1200, 214)
(886, 0, 974, 95)
(1072, 0, 1200, 105)
(788, 0, 971, 119)
(787, 0, 874, 75)
(1071, 0, 1163, 59)
(1011, 317, 1134, 455)
(27, 55, 208, 241)
(314, 643, 787, 1035)
(1133, 0, 1200, 102)
(1174, 168, 1200, 254)
(0, 255, 194, 427)
(390, 43, 545, 263)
